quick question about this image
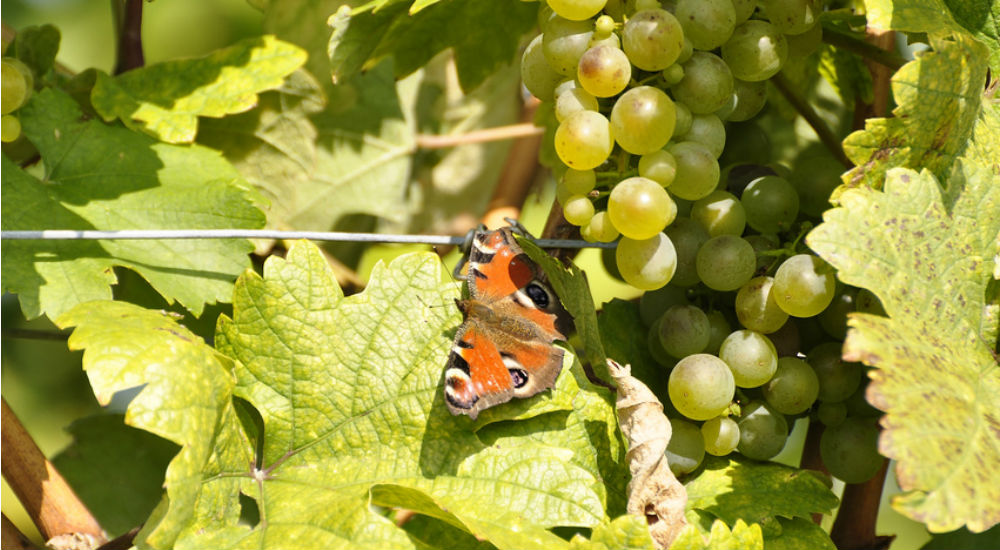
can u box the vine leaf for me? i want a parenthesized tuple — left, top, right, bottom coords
(56, 301, 242, 549)
(765, 518, 837, 550)
(839, 34, 989, 192)
(91, 35, 306, 143)
(865, 0, 1000, 71)
(569, 515, 656, 549)
(669, 519, 763, 550)
(328, 0, 537, 92)
(178, 241, 608, 548)
(808, 163, 1000, 533)
(1, 88, 265, 320)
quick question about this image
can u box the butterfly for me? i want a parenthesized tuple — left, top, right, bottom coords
(444, 226, 573, 419)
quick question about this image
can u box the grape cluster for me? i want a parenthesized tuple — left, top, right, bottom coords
(523, 0, 817, 289)
(1, 57, 33, 143)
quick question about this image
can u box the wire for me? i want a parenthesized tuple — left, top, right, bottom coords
(0, 229, 617, 249)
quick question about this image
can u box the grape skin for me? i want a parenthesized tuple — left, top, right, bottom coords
(668, 353, 735, 421)
(578, 45, 632, 98)
(554, 110, 615, 170)
(608, 176, 676, 240)
(622, 8, 685, 72)
(616, 233, 678, 290)
(610, 86, 677, 155)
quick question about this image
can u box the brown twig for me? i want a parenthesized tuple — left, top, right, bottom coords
(415, 122, 543, 150)
(480, 97, 544, 230)
(1, 514, 36, 550)
(114, 0, 145, 74)
(852, 28, 896, 129)
(799, 419, 828, 525)
(1, 399, 107, 546)
(830, 459, 894, 549)
(770, 72, 853, 169)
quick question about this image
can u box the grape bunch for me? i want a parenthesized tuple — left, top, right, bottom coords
(1, 57, 34, 143)
(522, 0, 820, 289)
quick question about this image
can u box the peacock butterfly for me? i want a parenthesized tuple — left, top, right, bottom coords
(444, 226, 573, 419)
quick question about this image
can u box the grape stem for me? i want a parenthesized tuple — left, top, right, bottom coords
(415, 122, 542, 149)
(769, 73, 853, 169)
(821, 25, 905, 71)
(759, 223, 812, 274)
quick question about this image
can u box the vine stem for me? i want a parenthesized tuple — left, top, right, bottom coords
(770, 72, 853, 169)
(822, 25, 905, 71)
(113, 0, 145, 74)
(414, 122, 542, 150)
(830, 459, 895, 549)
(1, 399, 107, 545)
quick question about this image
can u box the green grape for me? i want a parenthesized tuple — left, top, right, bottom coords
(548, 0, 608, 21)
(677, 113, 726, 158)
(555, 110, 615, 170)
(674, 197, 693, 217)
(719, 330, 778, 388)
(578, 45, 632, 98)
(610, 86, 676, 155)
(721, 20, 788, 82)
(691, 190, 746, 237)
(648, 318, 677, 367)
(816, 401, 846, 427)
(563, 194, 596, 226)
(664, 217, 709, 287)
(762, 356, 819, 414)
(773, 254, 837, 318)
(672, 51, 734, 115)
(521, 34, 564, 101)
(855, 288, 887, 316)
(563, 168, 597, 194)
(808, 342, 862, 403)
(1, 58, 30, 115)
(784, 19, 823, 56)
(695, 235, 755, 292)
(666, 417, 706, 476)
(844, 377, 881, 418)
(589, 31, 621, 49)
(764, 318, 799, 357)
(737, 401, 788, 460)
(713, 92, 739, 121)
(544, 16, 596, 76)
(820, 417, 884, 483)
(818, 286, 856, 340)
(673, 101, 693, 136)
(595, 14, 617, 35)
(760, 0, 820, 35)
(555, 86, 600, 122)
(668, 353, 736, 421)
(608, 176, 676, 239)
(702, 415, 740, 456)
(676, 36, 694, 63)
(791, 143, 843, 218)
(658, 304, 711, 358)
(741, 175, 799, 234)
(731, 0, 756, 24)
(1, 114, 21, 142)
(727, 78, 768, 122)
(675, 0, 736, 51)
(704, 309, 731, 354)
(662, 63, 684, 86)
(640, 284, 691, 326)
(735, 276, 789, 334)
(622, 8, 685, 71)
(638, 149, 677, 187)
(666, 141, 719, 201)
(633, 0, 661, 11)
(744, 232, 779, 272)
(616, 233, 678, 290)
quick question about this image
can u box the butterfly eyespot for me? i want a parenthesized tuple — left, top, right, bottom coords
(509, 368, 529, 389)
(525, 283, 550, 308)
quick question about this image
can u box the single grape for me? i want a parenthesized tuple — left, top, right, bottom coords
(544, 16, 596, 76)
(669, 353, 736, 421)
(672, 51, 734, 114)
(563, 194, 596, 226)
(721, 20, 788, 82)
(820, 417, 883, 483)
(562, 168, 597, 194)
(816, 401, 847, 427)
(702, 415, 740, 456)
(741, 175, 799, 234)
(555, 85, 600, 122)
(696, 235, 755, 292)
(666, 417, 706, 476)
(735, 276, 789, 333)
(1, 58, 29, 115)
(648, 318, 677, 367)
(736, 401, 788, 460)
(673, 101, 693, 136)
(608, 176, 676, 240)
(555, 110, 615, 170)
(731, 0, 755, 24)
(640, 284, 691, 326)
(713, 92, 739, 121)
(784, 19, 823, 56)
(595, 14, 617, 35)
(773, 254, 837, 318)
(548, 0, 608, 21)
(622, 8, 685, 71)
(662, 63, 685, 86)
(704, 309, 731, 354)
(666, 141, 719, 201)
(691, 190, 746, 237)
(610, 86, 677, 155)
(664, 217, 709, 287)
(818, 286, 856, 340)
(808, 342, 862, 403)
(616, 233, 678, 290)
(638, 149, 678, 187)
(578, 45, 632, 98)
(719, 329, 778, 388)
(585, 210, 621, 243)
(844, 377, 881, 418)
(1, 114, 21, 142)
(727, 78, 768, 122)
(762, 356, 819, 414)
(659, 304, 711, 358)
(677, 113, 726, 158)
(521, 34, 564, 101)
(760, 0, 820, 35)
(675, 0, 736, 50)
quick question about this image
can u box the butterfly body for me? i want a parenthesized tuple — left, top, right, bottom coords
(444, 227, 572, 419)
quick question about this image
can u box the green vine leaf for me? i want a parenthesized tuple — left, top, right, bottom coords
(328, 0, 538, 92)
(91, 35, 306, 143)
(839, 34, 990, 192)
(669, 518, 764, 550)
(1, 88, 265, 320)
(807, 162, 1000, 533)
(569, 515, 655, 550)
(765, 518, 837, 550)
(174, 241, 608, 548)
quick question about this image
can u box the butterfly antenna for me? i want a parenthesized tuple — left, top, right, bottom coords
(503, 217, 536, 240)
